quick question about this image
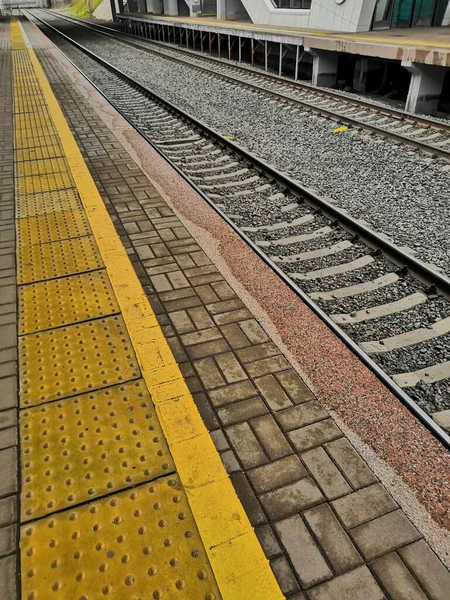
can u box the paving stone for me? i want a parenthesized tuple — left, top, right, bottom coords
(276, 401, 328, 432)
(180, 327, 223, 347)
(195, 284, 219, 304)
(289, 419, 343, 452)
(275, 370, 314, 404)
(221, 449, 241, 473)
(302, 447, 351, 500)
(246, 355, 291, 378)
(0, 524, 15, 557)
(211, 281, 235, 301)
(0, 427, 16, 451)
(399, 540, 450, 600)
(254, 374, 293, 411)
(238, 319, 269, 345)
(169, 310, 195, 334)
(226, 422, 268, 468)
(236, 342, 281, 364)
(370, 552, 428, 600)
(248, 455, 306, 494)
(215, 352, 247, 383)
(186, 339, 229, 360)
(260, 478, 324, 520)
(0, 286, 15, 306)
(304, 504, 363, 574)
(165, 336, 188, 363)
(0, 447, 17, 496)
(350, 510, 421, 561)
(0, 496, 16, 528)
(324, 437, 378, 489)
(275, 515, 333, 588)
(193, 357, 225, 389)
(219, 323, 250, 350)
(255, 524, 282, 559)
(209, 380, 257, 407)
(0, 362, 16, 379)
(210, 429, 229, 452)
(229, 472, 267, 526)
(250, 414, 293, 460)
(307, 565, 384, 600)
(149, 273, 173, 292)
(332, 483, 398, 529)
(0, 409, 15, 431)
(0, 324, 15, 351)
(164, 295, 203, 312)
(187, 306, 215, 330)
(206, 299, 246, 315)
(217, 397, 268, 426)
(160, 287, 197, 302)
(270, 556, 301, 595)
(192, 391, 220, 430)
(0, 554, 16, 600)
(213, 308, 252, 325)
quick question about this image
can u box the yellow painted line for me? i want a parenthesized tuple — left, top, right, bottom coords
(20, 20, 283, 599)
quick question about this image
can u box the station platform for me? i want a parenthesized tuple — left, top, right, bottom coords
(2, 15, 450, 600)
(119, 13, 450, 67)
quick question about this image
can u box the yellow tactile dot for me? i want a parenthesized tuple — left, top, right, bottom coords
(19, 271, 119, 334)
(17, 210, 91, 247)
(17, 235, 103, 284)
(16, 188, 82, 218)
(15, 157, 68, 178)
(20, 379, 175, 521)
(19, 315, 140, 407)
(21, 476, 221, 600)
(16, 172, 74, 196)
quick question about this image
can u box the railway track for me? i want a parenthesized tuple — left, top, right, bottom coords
(23, 9, 450, 448)
(38, 8, 450, 160)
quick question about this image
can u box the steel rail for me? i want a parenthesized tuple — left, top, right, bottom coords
(38, 8, 450, 160)
(25, 9, 450, 450)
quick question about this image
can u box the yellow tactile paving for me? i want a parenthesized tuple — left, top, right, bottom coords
(15, 144, 64, 161)
(16, 188, 82, 218)
(16, 171, 74, 195)
(17, 235, 103, 283)
(17, 209, 91, 246)
(14, 132, 63, 150)
(21, 476, 221, 600)
(15, 157, 67, 177)
(19, 315, 141, 407)
(21, 379, 174, 521)
(18, 271, 119, 334)
(12, 17, 282, 599)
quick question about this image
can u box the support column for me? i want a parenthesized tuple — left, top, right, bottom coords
(402, 61, 446, 115)
(109, 0, 117, 20)
(217, 0, 226, 20)
(146, 0, 163, 13)
(306, 48, 339, 88)
(163, 0, 178, 16)
(353, 58, 385, 93)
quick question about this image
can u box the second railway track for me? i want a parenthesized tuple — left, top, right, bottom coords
(23, 9, 450, 448)
(38, 8, 450, 160)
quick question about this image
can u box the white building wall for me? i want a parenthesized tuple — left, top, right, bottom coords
(240, 0, 378, 32)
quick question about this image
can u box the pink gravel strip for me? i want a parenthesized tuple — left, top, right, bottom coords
(36, 27, 450, 532)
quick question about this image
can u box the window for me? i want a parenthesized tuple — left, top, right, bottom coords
(271, 0, 312, 9)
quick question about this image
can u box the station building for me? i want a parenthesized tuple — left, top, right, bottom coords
(127, 0, 450, 33)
